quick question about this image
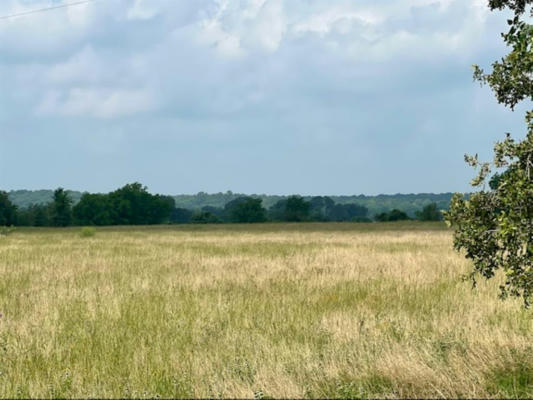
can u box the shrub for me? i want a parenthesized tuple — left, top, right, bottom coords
(352, 216, 373, 223)
(375, 209, 410, 222)
(79, 227, 96, 238)
(0, 226, 15, 236)
(191, 211, 219, 224)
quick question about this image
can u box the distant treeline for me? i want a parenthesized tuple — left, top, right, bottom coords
(172, 192, 453, 218)
(1, 183, 444, 227)
(8, 189, 454, 218)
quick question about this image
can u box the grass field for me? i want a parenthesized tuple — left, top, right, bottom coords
(1, 222, 532, 398)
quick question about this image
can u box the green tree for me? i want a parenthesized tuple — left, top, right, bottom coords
(375, 209, 410, 222)
(73, 193, 115, 226)
(445, 1, 533, 305)
(286, 195, 310, 221)
(109, 183, 173, 225)
(309, 196, 335, 221)
(52, 188, 72, 227)
(374, 212, 388, 222)
(28, 204, 52, 227)
(415, 203, 442, 221)
(0, 191, 17, 226)
(199, 206, 224, 220)
(328, 203, 369, 222)
(170, 208, 193, 224)
(16, 204, 51, 226)
(268, 199, 288, 221)
(224, 197, 266, 223)
(151, 195, 176, 224)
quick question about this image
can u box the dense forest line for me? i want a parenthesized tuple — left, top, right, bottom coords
(0, 183, 443, 227)
(8, 188, 453, 218)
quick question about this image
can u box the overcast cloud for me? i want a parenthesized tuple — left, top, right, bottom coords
(0, 0, 529, 195)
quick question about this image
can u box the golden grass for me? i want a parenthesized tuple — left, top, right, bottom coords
(0, 222, 532, 398)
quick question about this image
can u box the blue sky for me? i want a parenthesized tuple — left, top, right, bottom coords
(0, 0, 529, 195)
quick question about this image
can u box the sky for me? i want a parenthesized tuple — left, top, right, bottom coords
(0, 0, 530, 196)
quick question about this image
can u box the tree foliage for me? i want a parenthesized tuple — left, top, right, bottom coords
(16, 204, 51, 226)
(73, 193, 115, 226)
(445, 0, 533, 305)
(52, 188, 72, 227)
(473, 0, 533, 109)
(170, 208, 194, 224)
(268, 196, 311, 222)
(72, 183, 174, 226)
(0, 191, 17, 226)
(9, 189, 454, 220)
(224, 197, 266, 223)
(375, 209, 410, 222)
(108, 183, 174, 225)
(415, 203, 443, 221)
(8, 185, 417, 226)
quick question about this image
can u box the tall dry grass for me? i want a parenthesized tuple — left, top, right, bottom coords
(0, 222, 531, 398)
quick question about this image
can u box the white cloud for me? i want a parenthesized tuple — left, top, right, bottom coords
(194, 0, 288, 56)
(292, 6, 382, 37)
(45, 46, 105, 84)
(197, 17, 244, 58)
(127, 0, 159, 21)
(240, 0, 286, 52)
(37, 88, 156, 119)
(1, 0, 520, 194)
(13, 0, 499, 119)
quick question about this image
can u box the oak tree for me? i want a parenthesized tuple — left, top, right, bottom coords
(445, 0, 533, 305)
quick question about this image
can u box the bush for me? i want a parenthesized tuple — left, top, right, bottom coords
(352, 217, 373, 223)
(375, 209, 410, 222)
(79, 227, 96, 238)
(191, 211, 219, 224)
(0, 226, 15, 236)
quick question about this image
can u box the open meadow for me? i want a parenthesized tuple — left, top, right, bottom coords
(0, 222, 532, 398)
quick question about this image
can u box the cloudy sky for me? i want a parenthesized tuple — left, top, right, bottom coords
(0, 0, 529, 195)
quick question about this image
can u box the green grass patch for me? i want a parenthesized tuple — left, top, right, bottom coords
(486, 353, 533, 398)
